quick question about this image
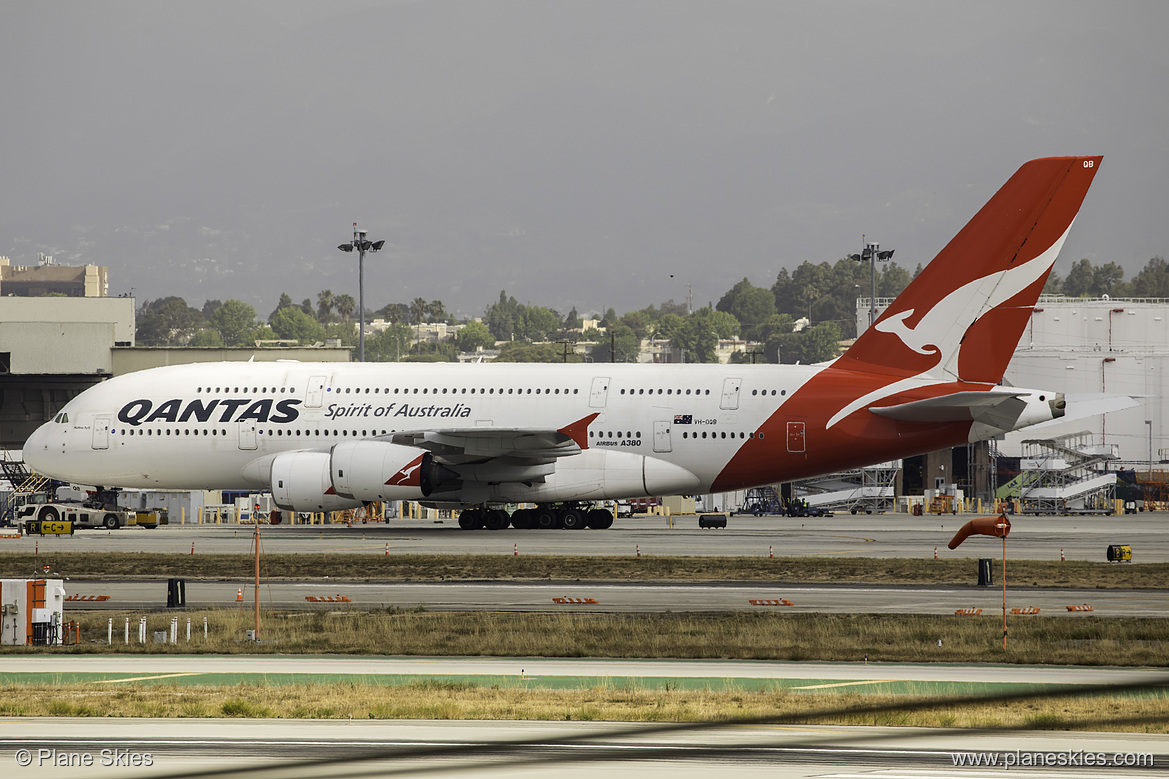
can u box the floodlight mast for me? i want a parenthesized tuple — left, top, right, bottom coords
(850, 236, 894, 331)
(337, 223, 384, 362)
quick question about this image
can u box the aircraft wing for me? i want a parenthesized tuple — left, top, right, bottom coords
(380, 413, 599, 465)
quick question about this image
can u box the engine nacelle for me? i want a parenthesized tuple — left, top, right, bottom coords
(330, 440, 457, 502)
(482, 449, 700, 503)
(270, 451, 363, 512)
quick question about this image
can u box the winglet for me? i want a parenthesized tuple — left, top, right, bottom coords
(558, 413, 599, 449)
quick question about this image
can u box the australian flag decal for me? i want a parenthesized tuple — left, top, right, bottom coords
(673, 414, 693, 425)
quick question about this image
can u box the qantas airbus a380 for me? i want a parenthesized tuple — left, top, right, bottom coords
(25, 157, 1103, 529)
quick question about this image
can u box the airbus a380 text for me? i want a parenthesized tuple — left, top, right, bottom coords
(25, 157, 1104, 530)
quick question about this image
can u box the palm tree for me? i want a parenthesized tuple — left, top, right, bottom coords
(410, 297, 429, 326)
(316, 290, 335, 323)
(335, 294, 356, 322)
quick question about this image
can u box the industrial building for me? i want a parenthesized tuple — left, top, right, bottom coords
(852, 294, 1169, 511)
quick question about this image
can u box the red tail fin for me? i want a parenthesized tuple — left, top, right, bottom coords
(841, 157, 1102, 383)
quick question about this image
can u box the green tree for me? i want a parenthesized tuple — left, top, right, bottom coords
(878, 263, 912, 298)
(334, 294, 356, 322)
(798, 321, 844, 363)
(210, 300, 259, 346)
(484, 291, 522, 340)
(655, 313, 686, 343)
(365, 323, 413, 362)
(268, 292, 295, 323)
(588, 324, 639, 363)
(409, 297, 429, 326)
(201, 299, 223, 319)
(269, 306, 326, 344)
(670, 311, 718, 363)
(456, 321, 496, 352)
(136, 297, 206, 346)
(495, 342, 580, 362)
(316, 290, 335, 323)
(620, 310, 651, 340)
(1128, 257, 1169, 297)
(408, 339, 457, 362)
(523, 306, 561, 341)
(188, 327, 224, 347)
(707, 309, 741, 340)
(716, 278, 776, 339)
(564, 306, 582, 329)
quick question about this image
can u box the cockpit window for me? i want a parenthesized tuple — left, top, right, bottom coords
(55, 413, 69, 423)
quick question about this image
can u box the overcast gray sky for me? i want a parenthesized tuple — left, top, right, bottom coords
(2, 0, 1165, 319)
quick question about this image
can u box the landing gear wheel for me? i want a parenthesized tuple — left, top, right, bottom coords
(511, 509, 532, 529)
(585, 508, 614, 529)
(535, 508, 559, 529)
(458, 509, 484, 530)
(103, 514, 120, 529)
(484, 509, 510, 530)
(560, 509, 585, 530)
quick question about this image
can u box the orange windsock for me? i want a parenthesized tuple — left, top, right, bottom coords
(948, 514, 1011, 549)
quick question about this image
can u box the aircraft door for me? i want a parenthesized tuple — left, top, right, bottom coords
(720, 378, 742, 410)
(653, 420, 672, 453)
(589, 377, 610, 408)
(786, 421, 806, 453)
(238, 421, 257, 450)
(305, 375, 327, 408)
(91, 417, 110, 450)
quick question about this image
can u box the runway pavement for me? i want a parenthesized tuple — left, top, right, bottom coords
(59, 579, 1169, 616)
(1, 717, 1166, 778)
(6, 512, 1168, 561)
(1, 659, 1166, 777)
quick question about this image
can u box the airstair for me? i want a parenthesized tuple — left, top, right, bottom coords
(0, 450, 52, 526)
(1007, 432, 1118, 514)
(791, 461, 900, 514)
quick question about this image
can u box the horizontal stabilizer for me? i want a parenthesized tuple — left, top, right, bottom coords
(870, 390, 1028, 423)
(1021, 393, 1141, 433)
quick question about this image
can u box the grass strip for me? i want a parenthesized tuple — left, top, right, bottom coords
(9, 609, 1169, 666)
(1, 553, 1165, 588)
(0, 681, 1164, 732)
(0, 672, 1081, 699)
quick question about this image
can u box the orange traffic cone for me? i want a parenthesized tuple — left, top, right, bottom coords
(236, 589, 243, 602)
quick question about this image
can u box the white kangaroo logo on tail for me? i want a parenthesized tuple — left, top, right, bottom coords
(827, 223, 1074, 429)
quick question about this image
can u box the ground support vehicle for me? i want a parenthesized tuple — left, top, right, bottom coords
(15, 488, 167, 531)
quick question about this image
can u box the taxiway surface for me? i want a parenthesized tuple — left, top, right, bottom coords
(8, 513, 1168, 561)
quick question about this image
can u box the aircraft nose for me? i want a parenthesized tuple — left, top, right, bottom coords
(22, 420, 56, 475)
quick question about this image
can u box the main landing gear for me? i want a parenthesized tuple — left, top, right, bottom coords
(457, 503, 614, 531)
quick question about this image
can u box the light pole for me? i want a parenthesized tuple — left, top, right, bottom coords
(850, 237, 894, 331)
(337, 223, 384, 362)
(668, 274, 693, 315)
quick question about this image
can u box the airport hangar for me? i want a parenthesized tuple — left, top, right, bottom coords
(857, 294, 1169, 505)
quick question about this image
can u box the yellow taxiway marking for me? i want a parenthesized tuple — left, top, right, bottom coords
(96, 673, 202, 684)
(791, 680, 895, 690)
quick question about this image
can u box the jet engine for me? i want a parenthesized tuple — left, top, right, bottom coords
(270, 451, 363, 512)
(329, 440, 458, 502)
